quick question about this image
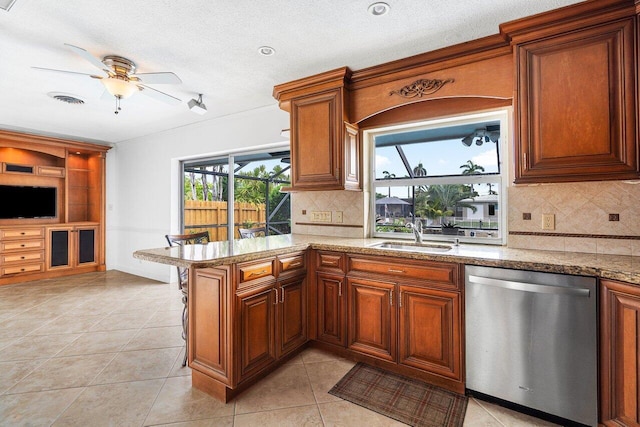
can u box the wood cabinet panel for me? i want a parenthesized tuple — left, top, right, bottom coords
(316, 272, 346, 347)
(0, 228, 44, 240)
(515, 17, 638, 182)
(601, 279, 640, 425)
(237, 283, 277, 380)
(398, 285, 461, 380)
(278, 276, 307, 357)
(289, 90, 343, 190)
(348, 255, 459, 290)
(190, 267, 232, 384)
(276, 252, 306, 278)
(236, 259, 275, 288)
(316, 251, 345, 273)
(347, 277, 396, 362)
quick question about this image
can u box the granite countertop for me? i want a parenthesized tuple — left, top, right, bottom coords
(133, 234, 640, 285)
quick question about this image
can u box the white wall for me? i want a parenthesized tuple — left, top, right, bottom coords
(106, 104, 289, 282)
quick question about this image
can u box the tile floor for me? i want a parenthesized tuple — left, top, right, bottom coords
(0, 270, 559, 426)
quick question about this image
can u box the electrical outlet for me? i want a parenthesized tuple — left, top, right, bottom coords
(334, 211, 343, 223)
(310, 211, 331, 222)
(542, 213, 555, 230)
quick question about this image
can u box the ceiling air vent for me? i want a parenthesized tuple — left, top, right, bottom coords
(0, 0, 17, 11)
(48, 92, 85, 105)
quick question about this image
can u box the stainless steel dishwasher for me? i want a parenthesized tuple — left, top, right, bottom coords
(465, 265, 597, 426)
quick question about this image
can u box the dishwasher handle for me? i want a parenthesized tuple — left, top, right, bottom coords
(467, 275, 591, 297)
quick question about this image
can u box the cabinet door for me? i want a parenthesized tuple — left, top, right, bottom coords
(515, 18, 638, 183)
(347, 277, 396, 362)
(47, 228, 72, 269)
(600, 279, 640, 425)
(317, 272, 346, 347)
(277, 276, 307, 357)
(290, 89, 344, 190)
(76, 226, 98, 266)
(190, 267, 232, 385)
(237, 283, 277, 381)
(398, 285, 461, 381)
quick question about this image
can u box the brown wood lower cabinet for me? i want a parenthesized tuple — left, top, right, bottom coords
(188, 253, 307, 402)
(398, 285, 460, 380)
(345, 255, 463, 393)
(316, 271, 347, 347)
(347, 276, 396, 362)
(600, 279, 640, 426)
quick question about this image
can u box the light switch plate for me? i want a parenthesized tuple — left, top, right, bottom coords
(311, 211, 332, 222)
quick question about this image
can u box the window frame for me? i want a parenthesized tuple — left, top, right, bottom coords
(365, 110, 509, 245)
(179, 144, 291, 242)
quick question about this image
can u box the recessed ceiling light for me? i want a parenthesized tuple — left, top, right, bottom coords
(368, 2, 390, 16)
(258, 46, 276, 56)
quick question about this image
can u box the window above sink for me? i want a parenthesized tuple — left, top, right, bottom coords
(365, 110, 508, 245)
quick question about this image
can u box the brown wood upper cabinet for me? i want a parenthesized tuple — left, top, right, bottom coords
(512, 14, 638, 183)
(273, 68, 361, 191)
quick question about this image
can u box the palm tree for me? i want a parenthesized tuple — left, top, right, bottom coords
(460, 160, 485, 175)
(460, 160, 485, 195)
(413, 162, 427, 177)
(422, 184, 477, 223)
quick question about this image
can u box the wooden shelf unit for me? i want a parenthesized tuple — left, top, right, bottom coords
(0, 130, 109, 285)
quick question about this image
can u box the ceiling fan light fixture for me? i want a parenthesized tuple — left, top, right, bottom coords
(188, 94, 207, 115)
(101, 77, 138, 99)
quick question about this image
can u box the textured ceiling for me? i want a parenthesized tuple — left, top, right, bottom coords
(0, 0, 583, 144)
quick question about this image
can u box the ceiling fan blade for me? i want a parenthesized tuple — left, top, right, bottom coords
(64, 43, 110, 76)
(31, 66, 103, 79)
(138, 84, 182, 106)
(134, 72, 182, 85)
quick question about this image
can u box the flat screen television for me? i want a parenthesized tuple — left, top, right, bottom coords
(0, 185, 57, 219)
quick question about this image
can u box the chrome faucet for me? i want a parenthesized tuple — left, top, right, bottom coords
(406, 219, 423, 244)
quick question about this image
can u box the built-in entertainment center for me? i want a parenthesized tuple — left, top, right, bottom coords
(0, 130, 110, 285)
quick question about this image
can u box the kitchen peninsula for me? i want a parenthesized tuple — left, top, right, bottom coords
(134, 234, 640, 425)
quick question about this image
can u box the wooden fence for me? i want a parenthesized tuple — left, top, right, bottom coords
(184, 200, 267, 241)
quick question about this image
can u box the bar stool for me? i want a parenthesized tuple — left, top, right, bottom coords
(164, 231, 209, 366)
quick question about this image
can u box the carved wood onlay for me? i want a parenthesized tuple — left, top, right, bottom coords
(389, 78, 454, 98)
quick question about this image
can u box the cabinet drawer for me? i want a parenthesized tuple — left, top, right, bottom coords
(1, 239, 45, 252)
(277, 253, 306, 275)
(0, 228, 44, 240)
(1, 251, 44, 264)
(316, 251, 345, 272)
(348, 256, 459, 290)
(1, 262, 44, 276)
(37, 165, 65, 177)
(236, 259, 275, 287)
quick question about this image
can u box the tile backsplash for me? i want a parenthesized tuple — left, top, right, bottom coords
(290, 181, 640, 256)
(509, 180, 640, 255)
(291, 191, 366, 238)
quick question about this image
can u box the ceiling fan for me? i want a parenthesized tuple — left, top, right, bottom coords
(33, 44, 182, 114)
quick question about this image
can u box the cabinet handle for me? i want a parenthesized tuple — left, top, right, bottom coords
(399, 290, 402, 308)
(523, 152, 527, 170)
(390, 290, 393, 306)
(338, 282, 342, 297)
(273, 288, 278, 304)
(388, 268, 405, 274)
(280, 287, 285, 304)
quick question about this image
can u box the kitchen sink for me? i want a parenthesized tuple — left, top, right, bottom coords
(369, 241, 452, 253)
